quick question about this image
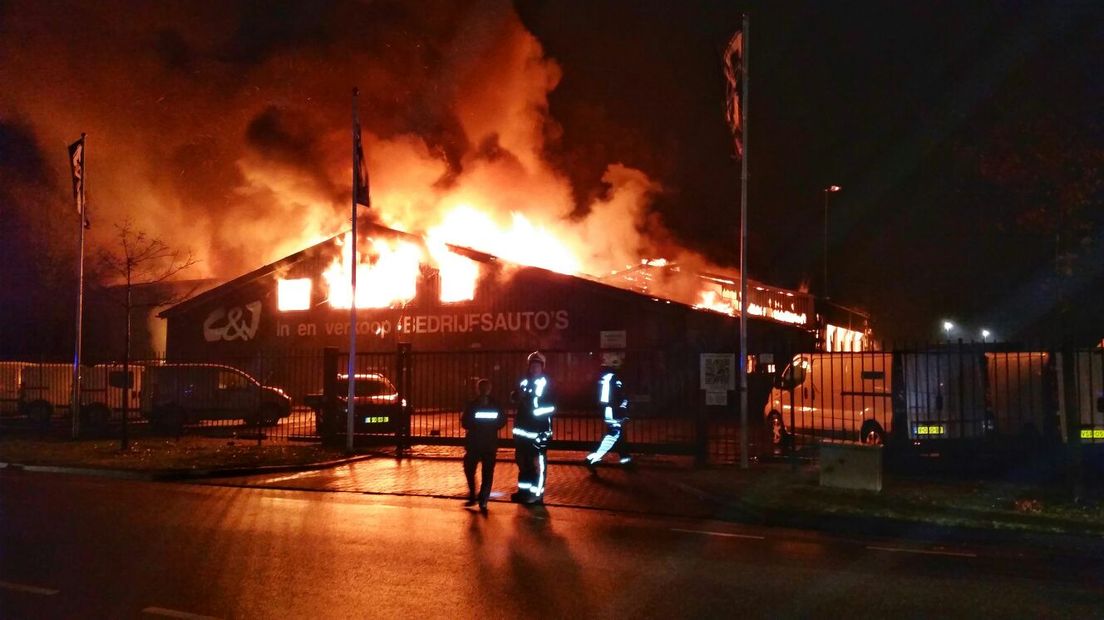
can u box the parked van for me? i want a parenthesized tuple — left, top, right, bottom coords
(0, 362, 25, 416)
(0, 362, 75, 427)
(80, 363, 146, 426)
(764, 352, 894, 446)
(1070, 350, 1104, 444)
(764, 349, 1058, 448)
(141, 363, 291, 431)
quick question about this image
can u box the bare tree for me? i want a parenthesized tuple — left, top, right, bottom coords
(95, 219, 197, 449)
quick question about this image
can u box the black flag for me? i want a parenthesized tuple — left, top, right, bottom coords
(353, 115, 371, 208)
(68, 135, 89, 228)
(723, 30, 744, 159)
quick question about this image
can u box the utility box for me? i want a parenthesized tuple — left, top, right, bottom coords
(819, 440, 882, 492)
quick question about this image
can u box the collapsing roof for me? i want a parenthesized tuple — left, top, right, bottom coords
(162, 221, 816, 331)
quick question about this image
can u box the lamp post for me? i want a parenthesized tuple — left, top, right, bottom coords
(942, 320, 955, 340)
(823, 185, 841, 299)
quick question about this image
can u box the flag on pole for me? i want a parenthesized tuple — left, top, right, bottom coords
(723, 29, 744, 159)
(353, 114, 371, 209)
(67, 136, 88, 225)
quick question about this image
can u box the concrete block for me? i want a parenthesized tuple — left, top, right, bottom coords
(819, 440, 882, 492)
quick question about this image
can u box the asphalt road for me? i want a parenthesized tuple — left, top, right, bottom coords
(1, 470, 1101, 619)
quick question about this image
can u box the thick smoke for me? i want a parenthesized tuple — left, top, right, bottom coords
(0, 0, 716, 292)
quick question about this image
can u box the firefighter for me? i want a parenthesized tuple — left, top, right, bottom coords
(461, 378, 506, 513)
(585, 358, 632, 472)
(510, 351, 555, 504)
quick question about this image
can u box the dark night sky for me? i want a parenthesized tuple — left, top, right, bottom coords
(1, 0, 1101, 354)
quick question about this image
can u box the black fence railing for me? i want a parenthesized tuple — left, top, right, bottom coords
(3, 344, 1102, 469)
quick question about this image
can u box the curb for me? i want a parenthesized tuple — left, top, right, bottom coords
(0, 454, 375, 482)
(666, 479, 1104, 553)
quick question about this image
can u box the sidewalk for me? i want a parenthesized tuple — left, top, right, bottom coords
(198, 446, 1104, 549)
(5, 435, 1104, 548)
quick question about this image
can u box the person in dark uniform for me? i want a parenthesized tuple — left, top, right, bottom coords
(585, 360, 632, 472)
(510, 351, 555, 504)
(461, 379, 506, 513)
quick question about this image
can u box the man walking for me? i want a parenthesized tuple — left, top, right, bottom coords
(511, 351, 555, 504)
(461, 379, 505, 513)
(585, 359, 631, 472)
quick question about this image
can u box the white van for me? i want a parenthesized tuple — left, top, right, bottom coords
(765, 350, 1060, 448)
(80, 364, 146, 425)
(1070, 350, 1104, 443)
(764, 352, 894, 445)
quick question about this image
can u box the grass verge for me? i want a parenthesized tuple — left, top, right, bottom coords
(0, 436, 347, 472)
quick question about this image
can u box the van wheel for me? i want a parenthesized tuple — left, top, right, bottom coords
(256, 403, 282, 427)
(28, 401, 52, 432)
(152, 405, 184, 434)
(766, 412, 788, 447)
(860, 421, 886, 446)
(85, 404, 111, 428)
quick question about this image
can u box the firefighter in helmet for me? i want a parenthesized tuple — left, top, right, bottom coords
(511, 351, 555, 504)
(585, 355, 631, 472)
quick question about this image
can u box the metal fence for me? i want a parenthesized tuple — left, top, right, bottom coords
(4, 343, 1102, 468)
(761, 344, 1104, 464)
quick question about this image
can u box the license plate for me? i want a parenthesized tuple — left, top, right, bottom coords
(1080, 429, 1104, 440)
(914, 424, 945, 436)
(363, 416, 390, 424)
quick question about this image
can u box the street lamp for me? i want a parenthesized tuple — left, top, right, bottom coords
(981, 329, 991, 342)
(823, 185, 841, 299)
(942, 320, 955, 336)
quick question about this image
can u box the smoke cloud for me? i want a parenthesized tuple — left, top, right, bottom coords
(0, 0, 723, 295)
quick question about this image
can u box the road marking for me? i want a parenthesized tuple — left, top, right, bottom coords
(142, 607, 222, 620)
(670, 527, 765, 540)
(866, 545, 977, 558)
(0, 580, 59, 596)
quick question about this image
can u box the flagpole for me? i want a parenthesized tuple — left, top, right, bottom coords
(738, 14, 750, 469)
(346, 89, 359, 453)
(71, 133, 86, 440)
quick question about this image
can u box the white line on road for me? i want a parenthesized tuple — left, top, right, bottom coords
(142, 606, 222, 620)
(0, 580, 59, 596)
(867, 545, 977, 558)
(670, 527, 765, 540)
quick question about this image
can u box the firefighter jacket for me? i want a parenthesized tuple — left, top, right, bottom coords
(461, 394, 506, 452)
(598, 371, 629, 422)
(512, 374, 555, 437)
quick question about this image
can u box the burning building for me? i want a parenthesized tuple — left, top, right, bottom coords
(160, 221, 817, 361)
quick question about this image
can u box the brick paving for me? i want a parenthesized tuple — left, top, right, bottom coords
(204, 447, 721, 519)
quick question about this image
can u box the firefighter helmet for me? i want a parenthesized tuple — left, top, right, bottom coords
(527, 351, 546, 366)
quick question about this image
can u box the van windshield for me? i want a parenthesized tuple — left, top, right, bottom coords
(780, 360, 808, 388)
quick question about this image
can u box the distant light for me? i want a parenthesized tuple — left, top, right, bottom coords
(826, 185, 842, 192)
(942, 320, 954, 332)
(981, 329, 991, 340)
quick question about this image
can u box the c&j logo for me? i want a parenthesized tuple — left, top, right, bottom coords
(203, 301, 262, 342)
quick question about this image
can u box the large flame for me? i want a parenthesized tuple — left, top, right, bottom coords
(307, 232, 483, 310)
(427, 204, 582, 275)
(322, 234, 421, 309)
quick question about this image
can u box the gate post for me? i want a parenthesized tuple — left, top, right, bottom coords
(1059, 348, 1084, 501)
(396, 342, 412, 458)
(694, 384, 709, 466)
(322, 347, 338, 441)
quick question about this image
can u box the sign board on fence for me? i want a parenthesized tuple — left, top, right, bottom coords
(700, 353, 736, 391)
(705, 390, 728, 406)
(600, 330, 627, 349)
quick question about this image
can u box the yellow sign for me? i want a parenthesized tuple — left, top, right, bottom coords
(1080, 429, 1104, 440)
(363, 416, 390, 424)
(915, 425, 945, 436)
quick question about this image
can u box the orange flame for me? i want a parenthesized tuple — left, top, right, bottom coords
(427, 204, 582, 275)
